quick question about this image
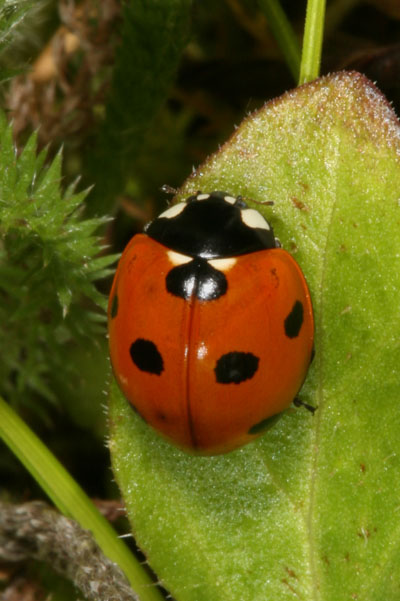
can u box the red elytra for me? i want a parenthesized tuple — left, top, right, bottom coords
(108, 192, 314, 455)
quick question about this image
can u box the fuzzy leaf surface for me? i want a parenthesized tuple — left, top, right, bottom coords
(110, 71, 400, 601)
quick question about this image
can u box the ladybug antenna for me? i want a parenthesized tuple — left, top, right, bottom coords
(233, 194, 246, 208)
(238, 194, 274, 208)
(251, 198, 274, 207)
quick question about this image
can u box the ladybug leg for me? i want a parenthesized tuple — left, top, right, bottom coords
(160, 184, 178, 195)
(293, 397, 317, 414)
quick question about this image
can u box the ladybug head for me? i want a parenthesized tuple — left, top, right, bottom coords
(145, 191, 277, 260)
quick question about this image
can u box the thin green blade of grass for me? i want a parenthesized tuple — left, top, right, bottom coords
(299, 0, 326, 84)
(258, 0, 301, 81)
(0, 396, 164, 601)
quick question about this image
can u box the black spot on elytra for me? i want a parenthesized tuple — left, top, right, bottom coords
(130, 338, 164, 375)
(110, 294, 118, 318)
(284, 300, 304, 338)
(166, 258, 227, 301)
(214, 351, 259, 384)
(248, 413, 281, 435)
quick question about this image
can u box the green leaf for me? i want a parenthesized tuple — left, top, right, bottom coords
(0, 0, 36, 50)
(109, 71, 400, 600)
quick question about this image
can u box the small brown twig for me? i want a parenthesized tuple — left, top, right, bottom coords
(0, 500, 140, 601)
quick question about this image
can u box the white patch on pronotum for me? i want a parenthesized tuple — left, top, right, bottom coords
(158, 202, 186, 219)
(167, 250, 192, 266)
(196, 193, 210, 201)
(119, 374, 128, 386)
(223, 195, 237, 204)
(241, 208, 270, 230)
(208, 257, 237, 271)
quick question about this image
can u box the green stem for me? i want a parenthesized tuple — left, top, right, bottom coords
(299, 0, 326, 84)
(258, 0, 301, 81)
(0, 397, 163, 601)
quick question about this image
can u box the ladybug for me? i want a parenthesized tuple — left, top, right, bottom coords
(108, 191, 314, 455)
